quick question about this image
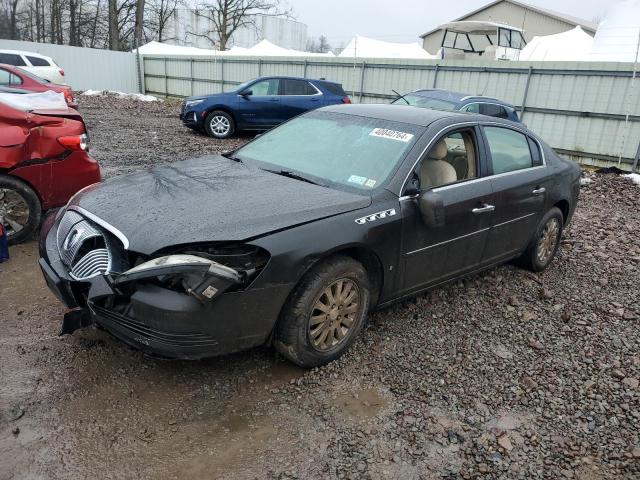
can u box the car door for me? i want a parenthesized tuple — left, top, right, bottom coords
(279, 79, 322, 120)
(480, 124, 551, 263)
(400, 125, 495, 293)
(236, 78, 281, 128)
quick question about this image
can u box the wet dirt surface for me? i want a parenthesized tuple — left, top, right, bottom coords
(1, 96, 640, 479)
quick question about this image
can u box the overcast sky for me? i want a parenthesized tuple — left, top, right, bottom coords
(290, 0, 623, 47)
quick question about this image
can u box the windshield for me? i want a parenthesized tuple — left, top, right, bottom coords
(392, 93, 457, 111)
(235, 111, 422, 192)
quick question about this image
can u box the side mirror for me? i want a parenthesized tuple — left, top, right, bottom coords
(418, 191, 445, 228)
(240, 89, 252, 97)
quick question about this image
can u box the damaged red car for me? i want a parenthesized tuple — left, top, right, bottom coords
(0, 101, 100, 244)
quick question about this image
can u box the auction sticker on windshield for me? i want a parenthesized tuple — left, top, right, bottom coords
(369, 128, 414, 142)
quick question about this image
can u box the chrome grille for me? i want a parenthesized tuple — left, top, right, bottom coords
(70, 248, 110, 280)
(56, 210, 112, 280)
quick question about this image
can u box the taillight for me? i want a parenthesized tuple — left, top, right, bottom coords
(59, 68, 65, 77)
(63, 90, 73, 103)
(342, 97, 351, 104)
(58, 133, 88, 151)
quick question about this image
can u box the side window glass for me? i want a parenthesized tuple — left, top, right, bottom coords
(0, 53, 26, 65)
(10, 73, 22, 85)
(480, 103, 508, 118)
(26, 56, 50, 67)
(461, 103, 480, 113)
(283, 79, 315, 96)
(528, 137, 542, 166)
(484, 127, 533, 174)
(251, 79, 279, 96)
(0, 69, 10, 85)
(498, 28, 511, 47)
(417, 130, 477, 190)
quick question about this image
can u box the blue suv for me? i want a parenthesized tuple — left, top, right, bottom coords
(180, 76, 351, 138)
(391, 89, 521, 123)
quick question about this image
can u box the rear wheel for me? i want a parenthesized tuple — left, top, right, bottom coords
(0, 175, 42, 245)
(520, 207, 564, 272)
(204, 110, 235, 139)
(274, 256, 371, 367)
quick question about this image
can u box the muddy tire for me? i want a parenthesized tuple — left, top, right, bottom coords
(0, 175, 41, 245)
(274, 256, 371, 368)
(204, 110, 235, 139)
(520, 207, 564, 272)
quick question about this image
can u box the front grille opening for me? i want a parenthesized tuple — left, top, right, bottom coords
(73, 236, 106, 264)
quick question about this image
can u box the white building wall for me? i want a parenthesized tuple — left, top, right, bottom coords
(165, 10, 307, 50)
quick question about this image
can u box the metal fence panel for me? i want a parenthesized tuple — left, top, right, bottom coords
(0, 39, 140, 92)
(141, 55, 640, 168)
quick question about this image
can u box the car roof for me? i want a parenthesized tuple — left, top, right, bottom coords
(254, 75, 340, 85)
(410, 89, 515, 108)
(321, 103, 462, 127)
(0, 49, 52, 60)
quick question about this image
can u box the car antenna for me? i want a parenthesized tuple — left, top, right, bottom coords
(392, 89, 410, 105)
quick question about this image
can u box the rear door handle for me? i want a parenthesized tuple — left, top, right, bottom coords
(472, 204, 495, 214)
(532, 187, 546, 195)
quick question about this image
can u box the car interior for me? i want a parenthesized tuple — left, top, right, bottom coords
(418, 130, 477, 189)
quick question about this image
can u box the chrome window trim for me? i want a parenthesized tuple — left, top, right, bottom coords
(399, 121, 547, 196)
(68, 206, 130, 250)
(405, 227, 491, 255)
(460, 101, 515, 114)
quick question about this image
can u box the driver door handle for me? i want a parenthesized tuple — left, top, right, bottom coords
(532, 187, 546, 195)
(472, 204, 495, 214)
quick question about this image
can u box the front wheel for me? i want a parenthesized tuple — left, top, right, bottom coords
(0, 175, 42, 245)
(274, 256, 371, 367)
(204, 110, 235, 139)
(520, 207, 564, 272)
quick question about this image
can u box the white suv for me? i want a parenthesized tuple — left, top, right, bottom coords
(0, 50, 65, 84)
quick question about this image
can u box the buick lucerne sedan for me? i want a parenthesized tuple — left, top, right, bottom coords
(39, 105, 580, 367)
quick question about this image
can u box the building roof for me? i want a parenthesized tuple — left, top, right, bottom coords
(419, 0, 598, 38)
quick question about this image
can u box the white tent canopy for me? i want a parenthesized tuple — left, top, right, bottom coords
(136, 39, 335, 57)
(338, 35, 435, 59)
(589, 0, 640, 63)
(518, 26, 594, 61)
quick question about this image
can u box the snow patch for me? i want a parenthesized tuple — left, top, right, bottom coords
(580, 177, 593, 186)
(81, 90, 160, 102)
(623, 173, 640, 186)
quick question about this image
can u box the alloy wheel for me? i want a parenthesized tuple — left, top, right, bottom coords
(309, 279, 361, 351)
(536, 217, 560, 265)
(0, 188, 29, 238)
(209, 115, 231, 136)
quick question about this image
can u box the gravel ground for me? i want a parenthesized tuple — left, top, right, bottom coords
(1, 96, 639, 479)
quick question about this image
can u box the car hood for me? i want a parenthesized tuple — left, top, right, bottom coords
(70, 155, 371, 255)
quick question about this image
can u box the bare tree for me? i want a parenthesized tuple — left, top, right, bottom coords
(193, 0, 291, 50)
(306, 34, 331, 53)
(108, 0, 119, 49)
(133, 0, 144, 47)
(147, 0, 180, 42)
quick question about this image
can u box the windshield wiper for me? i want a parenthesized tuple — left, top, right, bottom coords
(392, 89, 410, 105)
(262, 168, 325, 187)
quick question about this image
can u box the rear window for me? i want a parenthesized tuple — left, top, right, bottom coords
(392, 93, 457, 111)
(319, 82, 346, 97)
(282, 79, 317, 96)
(0, 53, 26, 66)
(26, 56, 51, 67)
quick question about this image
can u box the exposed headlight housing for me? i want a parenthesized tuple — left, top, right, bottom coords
(185, 99, 205, 108)
(112, 254, 241, 302)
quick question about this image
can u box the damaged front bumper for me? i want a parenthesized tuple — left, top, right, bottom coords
(39, 211, 292, 359)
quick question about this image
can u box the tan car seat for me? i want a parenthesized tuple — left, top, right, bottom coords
(419, 140, 457, 189)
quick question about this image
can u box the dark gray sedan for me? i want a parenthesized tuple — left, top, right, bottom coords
(39, 105, 580, 367)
